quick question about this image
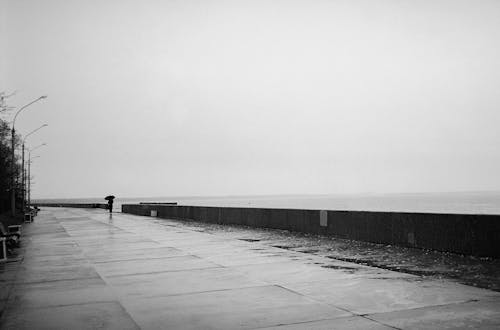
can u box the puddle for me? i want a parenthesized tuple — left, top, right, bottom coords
(321, 264, 358, 273)
(272, 245, 293, 250)
(299, 249, 320, 254)
(239, 238, 261, 242)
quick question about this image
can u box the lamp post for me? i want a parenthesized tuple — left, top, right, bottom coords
(28, 155, 40, 210)
(10, 95, 47, 216)
(27, 144, 46, 210)
(22, 124, 48, 212)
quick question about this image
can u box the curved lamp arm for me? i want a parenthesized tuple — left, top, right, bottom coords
(12, 95, 48, 129)
(28, 143, 47, 154)
(23, 124, 48, 144)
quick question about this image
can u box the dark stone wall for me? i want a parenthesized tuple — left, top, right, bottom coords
(121, 204, 500, 258)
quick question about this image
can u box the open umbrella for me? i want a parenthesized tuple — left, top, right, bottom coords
(104, 195, 115, 201)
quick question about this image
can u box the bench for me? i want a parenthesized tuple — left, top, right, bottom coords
(8, 224, 22, 236)
(0, 223, 20, 248)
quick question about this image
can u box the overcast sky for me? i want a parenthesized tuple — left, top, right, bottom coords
(1, 0, 500, 199)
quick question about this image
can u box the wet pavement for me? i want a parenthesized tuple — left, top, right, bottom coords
(0, 207, 499, 329)
(174, 220, 500, 292)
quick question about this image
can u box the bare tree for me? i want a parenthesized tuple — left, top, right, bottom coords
(0, 91, 16, 115)
(0, 91, 20, 213)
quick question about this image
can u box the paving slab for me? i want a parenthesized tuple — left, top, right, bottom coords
(95, 255, 221, 277)
(14, 264, 101, 284)
(257, 315, 393, 329)
(154, 237, 239, 249)
(0, 283, 11, 301)
(22, 244, 83, 258)
(87, 246, 188, 263)
(19, 254, 89, 268)
(232, 261, 361, 285)
(367, 299, 500, 329)
(181, 243, 283, 256)
(76, 238, 160, 250)
(1, 302, 139, 330)
(26, 232, 72, 241)
(106, 267, 266, 299)
(65, 230, 133, 240)
(281, 276, 500, 315)
(68, 231, 137, 240)
(23, 226, 66, 236)
(204, 252, 297, 267)
(61, 220, 111, 229)
(7, 278, 115, 309)
(82, 241, 163, 254)
(0, 267, 19, 283)
(122, 285, 350, 330)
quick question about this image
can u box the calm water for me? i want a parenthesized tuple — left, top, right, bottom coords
(34, 191, 500, 215)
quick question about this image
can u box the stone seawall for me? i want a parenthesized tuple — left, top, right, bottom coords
(122, 204, 500, 258)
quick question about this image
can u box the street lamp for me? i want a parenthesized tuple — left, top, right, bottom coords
(27, 145, 46, 211)
(27, 155, 41, 210)
(10, 95, 47, 216)
(22, 124, 48, 211)
(29, 143, 47, 153)
(24, 124, 48, 141)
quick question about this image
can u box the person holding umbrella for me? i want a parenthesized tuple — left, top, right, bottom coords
(105, 195, 115, 213)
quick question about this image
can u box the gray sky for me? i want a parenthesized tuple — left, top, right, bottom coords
(1, 0, 500, 199)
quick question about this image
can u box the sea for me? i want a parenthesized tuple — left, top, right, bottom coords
(33, 191, 500, 215)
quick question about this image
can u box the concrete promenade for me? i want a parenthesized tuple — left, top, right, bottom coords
(1, 208, 499, 329)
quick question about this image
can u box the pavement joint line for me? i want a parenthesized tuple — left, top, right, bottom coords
(11, 275, 103, 285)
(91, 254, 194, 264)
(4, 299, 122, 312)
(358, 314, 402, 330)
(273, 284, 359, 316)
(111, 284, 278, 300)
(101, 266, 225, 278)
(11, 278, 105, 288)
(247, 315, 396, 330)
(74, 235, 161, 247)
(362, 298, 496, 320)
